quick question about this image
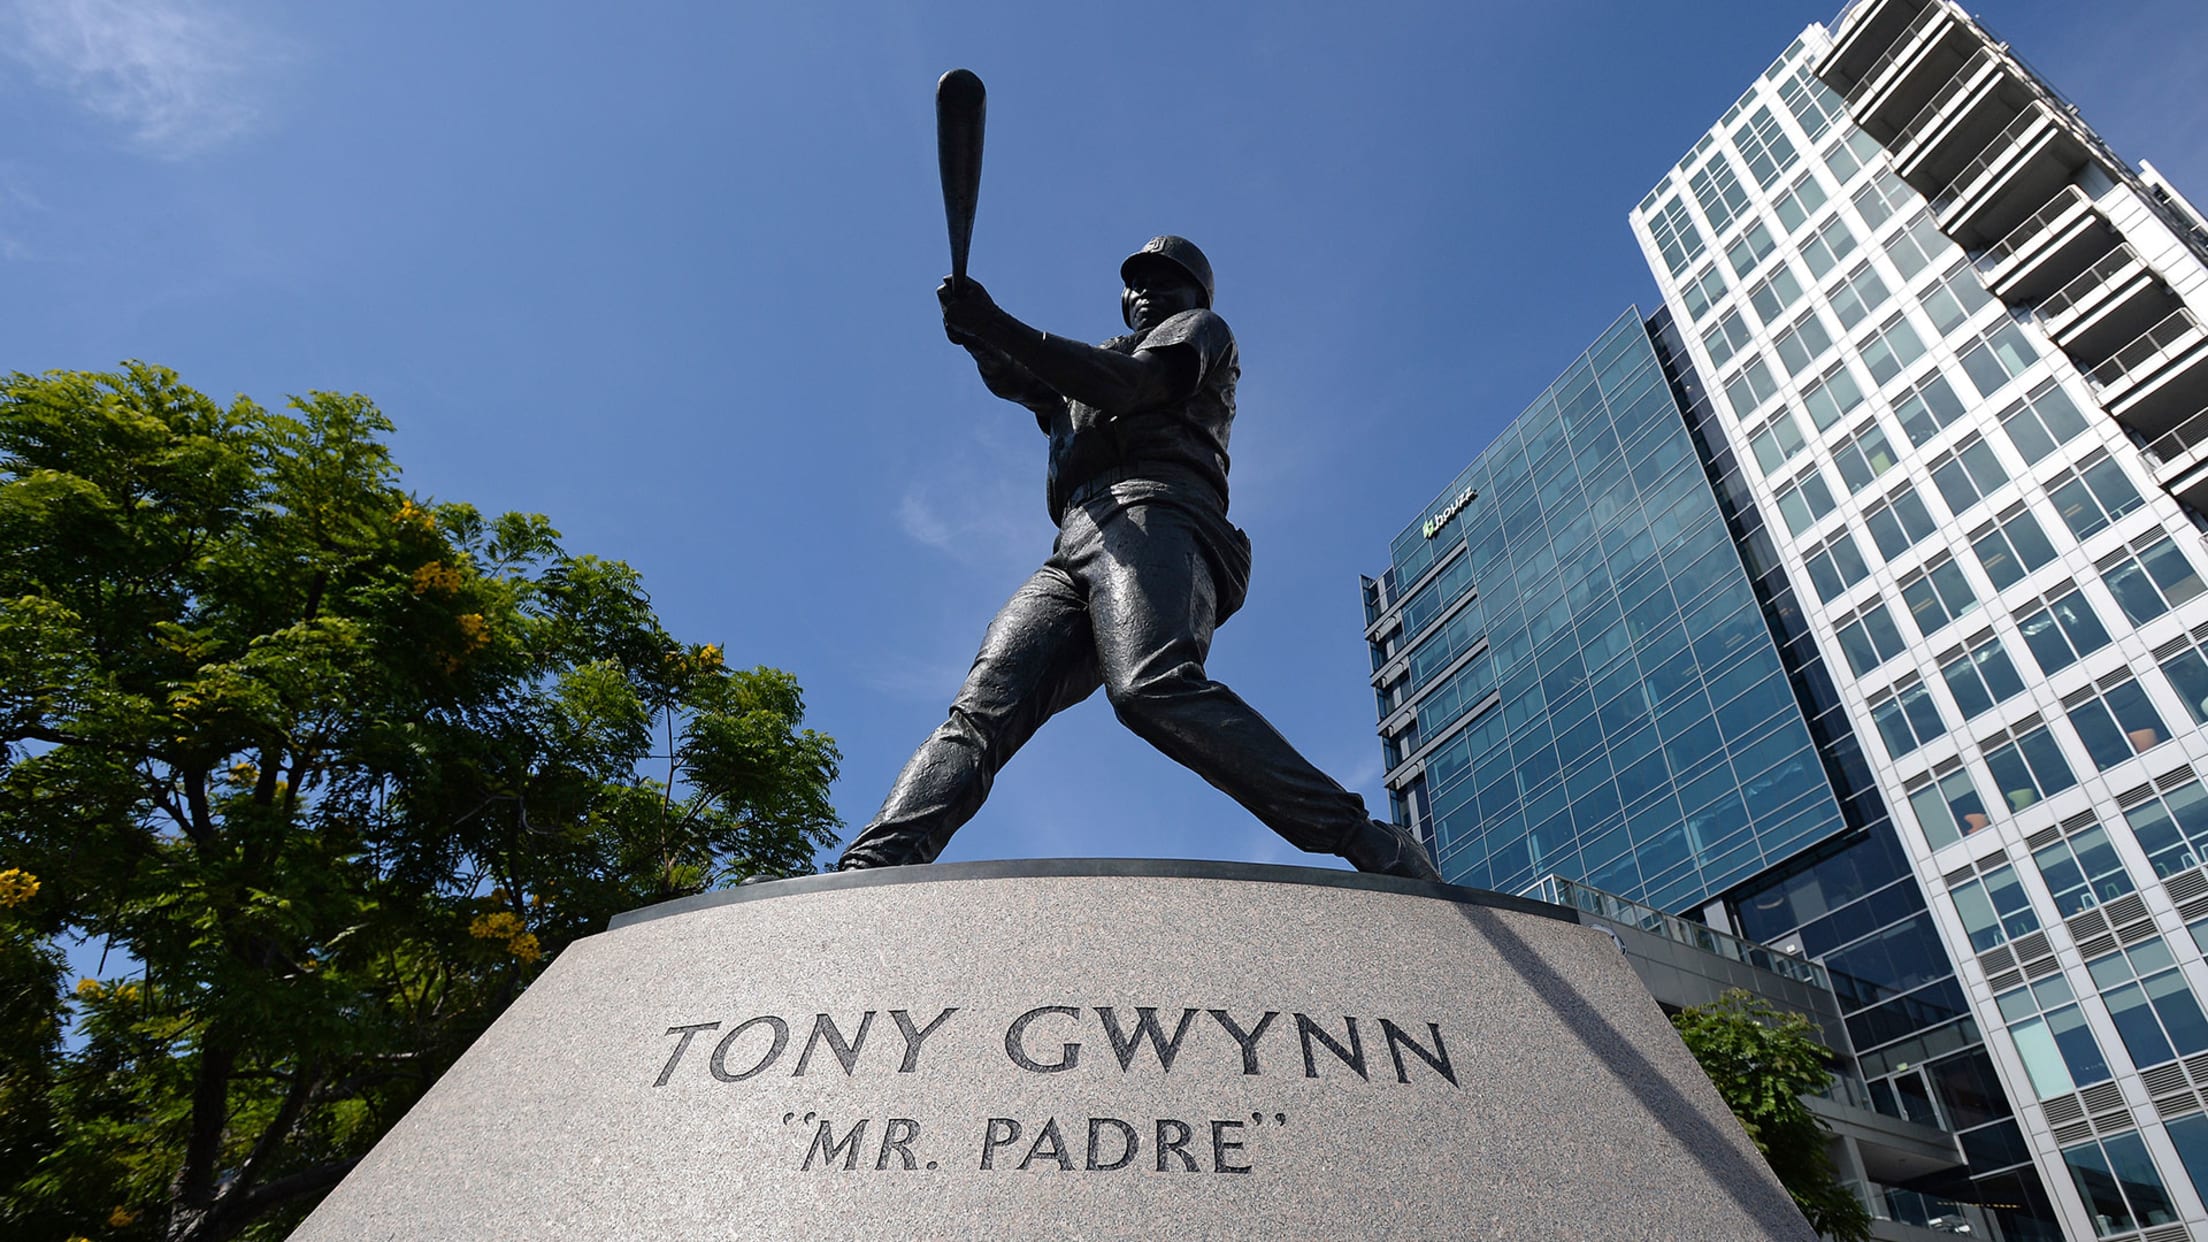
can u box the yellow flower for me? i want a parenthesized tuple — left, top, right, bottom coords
(228, 761, 257, 785)
(107, 1206, 139, 1227)
(393, 500, 437, 533)
(456, 613, 491, 651)
(75, 978, 102, 1000)
(507, 933, 542, 964)
(698, 642, 724, 671)
(0, 868, 38, 907)
(468, 911, 523, 940)
(410, 562, 462, 596)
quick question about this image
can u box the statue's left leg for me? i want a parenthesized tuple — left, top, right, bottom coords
(1071, 498, 1440, 881)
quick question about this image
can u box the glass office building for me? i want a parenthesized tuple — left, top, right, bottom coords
(1624, 1, 2208, 1237)
(1372, 3, 2208, 1235)
(1363, 311, 1850, 913)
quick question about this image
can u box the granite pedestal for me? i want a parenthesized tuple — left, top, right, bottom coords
(291, 859, 1816, 1240)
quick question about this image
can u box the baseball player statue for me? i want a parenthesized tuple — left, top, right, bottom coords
(836, 236, 1442, 883)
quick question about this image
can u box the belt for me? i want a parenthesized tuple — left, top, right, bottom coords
(1061, 462, 1222, 515)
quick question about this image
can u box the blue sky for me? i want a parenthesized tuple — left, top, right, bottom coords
(4, 0, 2205, 882)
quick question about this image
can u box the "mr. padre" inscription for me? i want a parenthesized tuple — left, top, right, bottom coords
(650, 1004, 1458, 1175)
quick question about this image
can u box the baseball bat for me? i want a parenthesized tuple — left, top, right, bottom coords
(936, 68, 986, 289)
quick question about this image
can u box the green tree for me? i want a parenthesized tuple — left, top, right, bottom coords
(1672, 989, 1873, 1241)
(0, 364, 842, 1241)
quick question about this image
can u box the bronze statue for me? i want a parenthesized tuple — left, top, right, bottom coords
(836, 236, 1441, 883)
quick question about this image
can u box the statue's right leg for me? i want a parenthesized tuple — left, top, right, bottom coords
(836, 562, 1102, 869)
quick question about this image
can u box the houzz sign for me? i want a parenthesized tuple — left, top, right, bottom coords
(652, 1003, 1458, 1176)
(1420, 486, 1477, 538)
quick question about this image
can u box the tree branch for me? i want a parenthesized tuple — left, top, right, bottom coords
(181, 768, 217, 846)
(170, 1038, 237, 1215)
(228, 1058, 317, 1199)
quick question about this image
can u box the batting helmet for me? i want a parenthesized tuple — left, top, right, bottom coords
(1120, 235, 1215, 308)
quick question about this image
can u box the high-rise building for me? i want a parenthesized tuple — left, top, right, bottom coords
(1370, 2, 2208, 1237)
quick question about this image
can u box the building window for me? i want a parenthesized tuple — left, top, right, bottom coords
(1748, 408, 1806, 475)
(1910, 767, 1991, 848)
(1885, 211, 1952, 280)
(2122, 781, 2208, 880)
(2103, 537, 2205, 625)
(1851, 168, 1914, 231)
(1727, 220, 1777, 277)
(2069, 678, 2171, 771)
(1772, 174, 1828, 234)
(1723, 355, 1780, 417)
(1998, 380, 2090, 464)
(1924, 262, 1996, 337)
(1836, 603, 1908, 676)
(1799, 214, 1860, 278)
(1870, 680, 1946, 759)
(1650, 195, 1705, 277)
(1774, 468, 1836, 536)
(1802, 362, 1866, 432)
(1680, 266, 1728, 321)
(1823, 127, 1882, 184)
(1689, 156, 1751, 235)
(1985, 721, 2077, 811)
(1733, 105, 1798, 189)
(1702, 308, 1753, 367)
(1746, 265, 1804, 325)
(1804, 531, 1870, 602)
(1779, 66, 1843, 141)
(1833, 421, 1899, 493)
(2017, 587, 2113, 674)
(1940, 634, 2026, 719)
(1864, 484, 1937, 558)
(1774, 311, 1834, 377)
(1950, 863, 2039, 952)
(2033, 821, 2133, 916)
(2158, 1114, 2208, 1230)
(1860, 314, 1926, 386)
(2093, 939, 2208, 1069)
(1894, 372, 1967, 447)
(1995, 973, 2111, 1099)
(1958, 321, 2039, 396)
(1828, 261, 1891, 330)
(2048, 453, 2144, 541)
(1902, 558, 1981, 638)
(2159, 644, 2208, 728)
(2059, 1131, 2179, 1235)
(1970, 506, 2058, 591)
(1929, 433, 2010, 516)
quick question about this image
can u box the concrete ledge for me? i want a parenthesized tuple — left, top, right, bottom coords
(294, 861, 1814, 1240)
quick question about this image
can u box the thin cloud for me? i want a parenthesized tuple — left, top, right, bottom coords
(0, 167, 42, 260)
(3, 0, 286, 156)
(893, 424, 1048, 573)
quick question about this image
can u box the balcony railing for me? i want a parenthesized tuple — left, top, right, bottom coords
(2146, 405, 2208, 466)
(1892, 47, 1996, 154)
(1979, 184, 2091, 271)
(1530, 874, 1833, 989)
(2088, 309, 2204, 392)
(1931, 105, 2047, 214)
(2037, 244, 2143, 324)
(1846, 2, 1947, 102)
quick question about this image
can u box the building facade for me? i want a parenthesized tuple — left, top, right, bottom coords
(1372, 2, 2208, 1237)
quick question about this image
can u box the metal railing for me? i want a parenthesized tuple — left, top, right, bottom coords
(2088, 308, 2204, 392)
(1892, 47, 1996, 154)
(1846, 1, 1947, 102)
(1530, 875, 1833, 989)
(1932, 104, 2049, 214)
(2036, 244, 2143, 323)
(2146, 404, 2208, 466)
(1979, 184, 2090, 271)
